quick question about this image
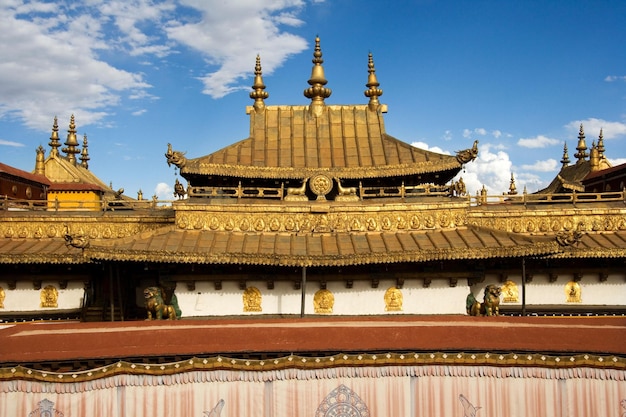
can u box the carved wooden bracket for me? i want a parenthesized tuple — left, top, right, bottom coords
(396, 278, 404, 289)
(423, 277, 432, 288)
(33, 280, 42, 290)
(549, 273, 558, 283)
(187, 281, 196, 291)
(319, 280, 327, 290)
(214, 281, 222, 291)
(449, 277, 458, 287)
(370, 279, 379, 289)
(238, 281, 246, 290)
(59, 280, 68, 290)
(266, 280, 274, 290)
(345, 280, 353, 289)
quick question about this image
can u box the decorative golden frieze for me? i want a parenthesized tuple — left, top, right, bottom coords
(174, 209, 469, 233)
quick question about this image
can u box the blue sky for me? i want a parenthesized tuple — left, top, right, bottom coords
(1, 0, 625, 199)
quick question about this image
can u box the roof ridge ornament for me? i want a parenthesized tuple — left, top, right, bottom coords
(303, 36, 331, 116)
(250, 54, 269, 113)
(80, 134, 90, 169)
(561, 142, 570, 167)
(574, 123, 588, 163)
(364, 52, 383, 111)
(62, 114, 80, 166)
(49, 116, 60, 157)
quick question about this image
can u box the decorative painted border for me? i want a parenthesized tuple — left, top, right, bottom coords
(2, 351, 624, 383)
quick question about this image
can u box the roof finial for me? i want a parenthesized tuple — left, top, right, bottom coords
(560, 142, 570, 167)
(80, 134, 90, 169)
(250, 54, 269, 112)
(49, 116, 60, 157)
(597, 128, 605, 158)
(508, 173, 518, 195)
(303, 36, 331, 116)
(35, 145, 46, 175)
(364, 52, 383, 111)
(62, 114, 80, 165)
(574, 123, 588, 163)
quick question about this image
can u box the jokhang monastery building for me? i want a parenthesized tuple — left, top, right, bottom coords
(1, 38, 625, 416)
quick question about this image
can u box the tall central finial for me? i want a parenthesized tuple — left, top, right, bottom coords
(62, 114, 80, 165)
(574, 123, 588, 163)
(303, 36, 331, 116)
(249, 54, 269, 112)
(364, 52, 383, 111)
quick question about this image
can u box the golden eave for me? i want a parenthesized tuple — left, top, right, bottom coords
(84, 225, 563, 267)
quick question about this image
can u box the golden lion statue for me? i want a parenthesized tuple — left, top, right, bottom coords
(466, 284, 501, 316)
(144, 286, 177, 320)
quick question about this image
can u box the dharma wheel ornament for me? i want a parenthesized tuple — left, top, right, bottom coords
(310, 173, 333, 200)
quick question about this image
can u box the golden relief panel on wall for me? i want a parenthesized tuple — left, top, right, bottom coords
(565, 281, 582, 303)
(40, 285, 58, 308)
(0, 286, 5, 309)
(243, 287, 262, 312)
(500, 280, 519, 303)
(384, 287, 403, 311)
(314, 289, 334, 314)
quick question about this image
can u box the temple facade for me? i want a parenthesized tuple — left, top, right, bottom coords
(1, 38, 625, 416)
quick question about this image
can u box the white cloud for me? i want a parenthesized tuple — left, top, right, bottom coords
(166, 0, 309, 98)
(0, 139, 25, 147)
(460, 143, 512, 195)
(517, 135, 560, 148)
(605, 75, 626, 82)
(521, 158, 559, 172)
(132, 109, 147, 116)
(492, 130, 502, 138)
(410, 141, 450, 155)
(155, 181, 173, 200)
(0, 2, 153, 131)
(565, 118, 626, 140)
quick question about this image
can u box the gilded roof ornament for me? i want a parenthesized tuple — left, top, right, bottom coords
(455, 140, 479, 164)
(80, 134, 90, 169)
(249, 54, 269, 113)
(62, 115, 80, 165)
(165, 143, 187, 169)
(303, 36, 332, 116)
(574, 124, 588, 163)
(508, 173, 518, 195)
(560, 142, 570, 167)
(49, 116, 60, 156)
(35, 145, 45, 175)
(597, 128, 605, 157)
(364, 52, 383, 111)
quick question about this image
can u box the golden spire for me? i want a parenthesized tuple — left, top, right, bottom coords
(303, 36, 331, 115)
(589, 140, 599, 171)
(560, 142, 570, 167)
(574, 123, 588, 163)
(597, 128, 605, 158)
(49, 116, 60, 156)
(80, 134, 90, 169)
(35, 145, 45, 175)
(508, 173, 518, 195)
(249, 54, 269, 112)
(62, 114, 80, 165)
(364, 52, 383, 111)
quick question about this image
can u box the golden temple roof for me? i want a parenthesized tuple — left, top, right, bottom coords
(175, 38, 476, 181)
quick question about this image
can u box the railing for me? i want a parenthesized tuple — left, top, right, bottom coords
(468, 190, 626, 207)
(2, 189, 625, 212)
(189, 183, 284, 199)
(0, 195, 175, 212)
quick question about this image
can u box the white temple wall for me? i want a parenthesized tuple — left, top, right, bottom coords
(480, 273, 626, 307)
(0, 280, 84, 312)
(171, 279, 469, 318)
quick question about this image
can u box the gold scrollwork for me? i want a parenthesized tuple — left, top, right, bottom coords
(501, 280, 519, 303)
(0, 286, 5, 309)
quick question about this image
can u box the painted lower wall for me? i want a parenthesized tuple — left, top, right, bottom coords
(1, 365, 624, 416)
